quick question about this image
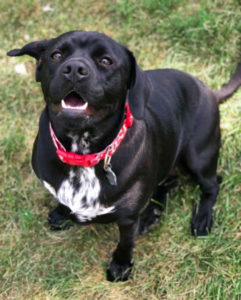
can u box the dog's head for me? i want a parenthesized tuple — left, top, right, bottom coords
(7, 31, 151, 128)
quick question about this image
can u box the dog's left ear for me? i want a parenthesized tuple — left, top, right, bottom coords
(125, 49, 151, 119)
(7, 39, 50, 60)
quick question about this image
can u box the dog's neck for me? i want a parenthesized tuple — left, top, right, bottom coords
(47, 104, 125, 155)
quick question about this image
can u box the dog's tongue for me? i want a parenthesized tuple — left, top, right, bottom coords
(62, 91, 88, 110)
(65, 92, 85, 107)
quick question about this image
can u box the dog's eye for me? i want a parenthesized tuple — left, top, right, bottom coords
(98, 57, 113, 66)
(51, 52, 63, 61)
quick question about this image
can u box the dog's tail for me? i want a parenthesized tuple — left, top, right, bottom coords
(214, 62, 241, 104)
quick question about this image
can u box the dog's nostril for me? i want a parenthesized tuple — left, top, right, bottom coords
(63, 65, 72, 74)
(78, 66, 88, 76)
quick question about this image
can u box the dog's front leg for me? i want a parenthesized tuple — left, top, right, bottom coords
(107, 218, 138, 282)
(49, 204, 73, 230)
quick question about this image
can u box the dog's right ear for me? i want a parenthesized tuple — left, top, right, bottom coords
(125, 49, 152, 120)
(7, 39, 50, 60)
(7, 39, 52, 81)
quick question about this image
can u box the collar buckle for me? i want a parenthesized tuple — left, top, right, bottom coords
(104, 146, 112, 169)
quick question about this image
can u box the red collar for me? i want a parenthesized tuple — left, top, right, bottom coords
(49, 103, 134, 167)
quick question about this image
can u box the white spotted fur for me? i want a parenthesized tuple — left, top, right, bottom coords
(42, 165, 115, 222)
(42, 132, 115, 221)
(69, 132, 90, 154)
(43, 181, 57, 198)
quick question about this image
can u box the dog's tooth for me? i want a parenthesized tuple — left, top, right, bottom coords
(69, 102, 88, 110)
(61, 99, 88, 111)
(61, 99, 67, 108)
(79, 102, 88, 110)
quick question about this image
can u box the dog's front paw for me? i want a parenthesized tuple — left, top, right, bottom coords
(106, 261, 133, 282)
(49, 207, 73, 231)
(191, 208, 213, 236)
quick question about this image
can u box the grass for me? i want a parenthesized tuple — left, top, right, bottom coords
(0, 0, 241, 299)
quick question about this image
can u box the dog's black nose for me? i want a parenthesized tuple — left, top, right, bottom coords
(62, 60, 89, 80)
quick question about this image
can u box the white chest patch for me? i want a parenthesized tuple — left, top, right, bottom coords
(42, 167, 115, 222)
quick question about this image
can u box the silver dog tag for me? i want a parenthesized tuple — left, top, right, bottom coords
(103, 147, 117, 186)
(104, 165, 117, 186)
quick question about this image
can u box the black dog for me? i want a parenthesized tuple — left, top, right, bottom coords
(7, 31, 241, 281)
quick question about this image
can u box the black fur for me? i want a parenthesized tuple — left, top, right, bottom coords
(7, 31, 241, 282)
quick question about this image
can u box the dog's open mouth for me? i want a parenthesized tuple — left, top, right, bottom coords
(61, 91, 88, 111)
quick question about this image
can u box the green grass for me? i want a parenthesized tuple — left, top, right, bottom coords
(0, 0, 241, 299)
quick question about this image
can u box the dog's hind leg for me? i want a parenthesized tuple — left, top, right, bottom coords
(191, 175, 219, 236)
(180, 128, 221, 236)
(137, 174, 178, 235)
